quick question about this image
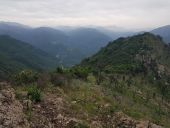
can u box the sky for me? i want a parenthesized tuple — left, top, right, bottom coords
(0, 0, 170, 30)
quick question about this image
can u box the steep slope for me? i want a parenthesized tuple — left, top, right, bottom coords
(29, 27, 85, 66)
(82, 32, 170, 73)
(151, 25, 170, 43)
(28, 27, 69, 50)
(0, 22, 84, 66)
(0, 23, 71, 59)
(0, 21, 32, 44)
(0, 35, 58, 79)
(79, 33, 170, 127)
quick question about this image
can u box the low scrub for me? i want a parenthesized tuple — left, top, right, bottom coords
(13, 70, 39, 85)
(27, 85, 41, 102)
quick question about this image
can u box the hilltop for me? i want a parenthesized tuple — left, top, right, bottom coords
(82, 33, 170, 74)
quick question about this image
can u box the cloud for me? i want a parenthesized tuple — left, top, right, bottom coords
(0, 0, 169, 30)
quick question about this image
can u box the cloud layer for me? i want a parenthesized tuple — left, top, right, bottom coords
(0, 0, 169, 30)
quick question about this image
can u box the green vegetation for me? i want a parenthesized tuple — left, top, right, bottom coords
(70, 66, 91, 80)
(81, 32, 170, 102)
(13, 70, 39, 85)
(6, 33, 170, 127)
(82, 33, 170, 73)
(27, 85, 41, 102)
(13, 68, 170, 127)
(73, 122, 89, 128)
(0, 35, 58, 79)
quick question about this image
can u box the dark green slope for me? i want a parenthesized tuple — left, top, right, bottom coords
(80, 33, 170, 127)
(82, 33, 170, 73)
(0, 35, 58, 79)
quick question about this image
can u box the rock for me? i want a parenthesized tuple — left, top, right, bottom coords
(135, 121, 163, 128)
(149, 123, 163, 128)
(136, 121, 149, 128)
(66, 118, 78, 127)
(113, 112, 163, 128)
(104, 103, 110, 108)
(91, 121, 103, 128)
(0, 86, 29, 128)
(57, 114, 64, 120)
(23, 99, 32, 110)
(71, 101, 77, 104)
(114, 112, 136, 128)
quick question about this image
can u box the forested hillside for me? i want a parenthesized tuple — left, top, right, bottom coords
(0, 35, 58, 79)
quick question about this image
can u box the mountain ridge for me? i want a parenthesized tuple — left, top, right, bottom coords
(0, 35, 58, 79)
(81, 32, 170, 74)
(0, 22, 113, 66)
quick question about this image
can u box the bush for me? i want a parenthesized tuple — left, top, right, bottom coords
(27, 85, 41, 102)
(87, 74, 96, 84)
(50, 73, 68, 86)
(13, 70, 39, 85)
(74, 122, 89, 128)
(37, 73, 50, 89)
(71, 66, 90, 80)
(55, 66, 64, 74)
(54, 66, 71, 74)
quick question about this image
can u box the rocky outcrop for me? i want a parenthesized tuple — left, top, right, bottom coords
(28, 93, 82, 128)
(89, 112, 163, 128)
(0, 83, 164, 128)
(0, 82, 29, 128)
(113, 112, 163, 128)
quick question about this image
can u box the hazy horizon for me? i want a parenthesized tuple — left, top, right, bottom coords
(0, 0, 170, 31)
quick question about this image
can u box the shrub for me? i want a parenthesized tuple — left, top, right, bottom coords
(55, 66, 64, 74)
(27, 85, 41, 102)
(13, 70, 39, 85)
(50, 73, 68, 86)
(54, 66, 71, 74)
(74, 122, 89, 128)
(37, 73, 50, 89)
(87, 74, 96, 84)
(71, 66, 90, 80)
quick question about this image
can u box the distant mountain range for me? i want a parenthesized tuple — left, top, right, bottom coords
(0, 21, 170, 67)
(151, 25, 170, 43)
(0, 35, 58, 79)
(67, 28, 112, 56)
(0, 22, 135, 66)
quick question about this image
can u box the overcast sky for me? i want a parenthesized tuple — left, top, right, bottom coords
(0, 0, 169, 30)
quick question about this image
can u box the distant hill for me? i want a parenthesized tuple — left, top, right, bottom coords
(0, 35, 58, 79)
(151, 25, 170, 43)
(82, 32, 170, 74)
(0, 22, 71, 58)
(0, 22, 114, 66)
(28, 27, 69, 49)
(68, 28, 112, 56)
(92, 26, 135, 40)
